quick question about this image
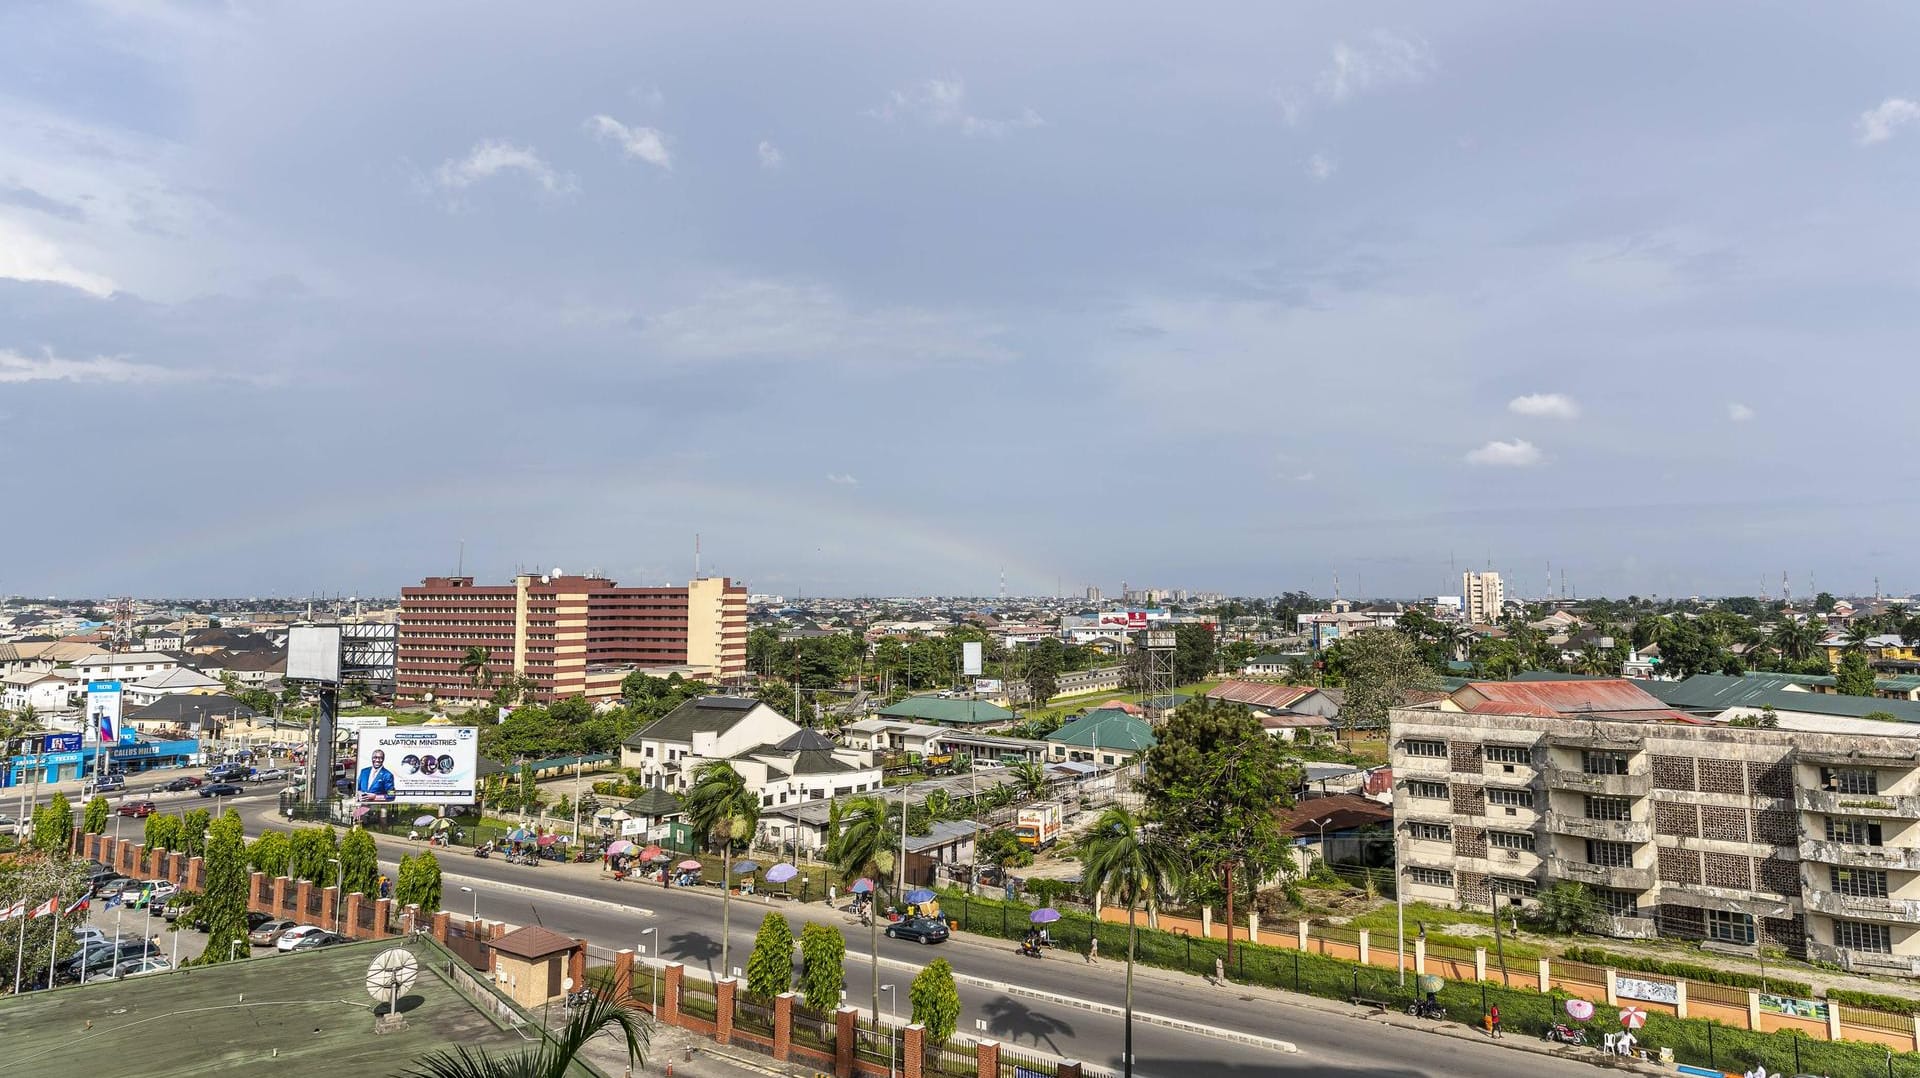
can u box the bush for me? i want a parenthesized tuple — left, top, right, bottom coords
(747, 912, 794, 1000)
(1826, 987, 1920, 1016)
(1557, 946, 1812, 997)
(799, 922, 845, 1014)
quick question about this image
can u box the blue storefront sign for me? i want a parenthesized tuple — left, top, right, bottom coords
(42, 733, 80, 754)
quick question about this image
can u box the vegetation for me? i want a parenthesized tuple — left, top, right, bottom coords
(1558, 946, 1811, 996)
(1835, 650, 1877, 696)
(908, 958, 961, 1048)
(1078, 804, 1181, 1060)
(83, 795, 108, 835)
(339, 826, 380, 897)
(686, 761, 759, 974)
(248, 829, 291, 878)
(746, 912, 794, 999)
(145, 812, 182, 852)
(1825, 986, 1920, 1016)
(830, 793, 896, 1019)
(30, 793, 73, 855)
(396, 850, 443, 913)
(1529, 883, 1601, 935)
(288, 824, 340, 883)
(799, 921, 847, 1013)
(179, 808, 210, 860)
(1329, 629, 1440, 729)
(197, 809, 250, 964)
(399, 974, 648, 1078)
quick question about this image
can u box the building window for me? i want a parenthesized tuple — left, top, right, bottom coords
(1834, 920, 1893, 953)
(1485, 746, 1529, 765)
(1585, 839, 1633, 867)
(1407, 781, 1449, 800)
(1487, 788, 1534, 808)
(1826, 818, 1883, 846)
(1830, 867, 1890, 898)
(1489, 877, 1537, 899)
(1402, 739, 1446, 759)
(1826, 768, 1879, 795)
(1408, 822, 1451, 841)
(1582, 751, 1631, 775)
(1707, 909, 1755, 945)
(1408, 867, 1454, 887)
(1596, 889, 1640, 917)
(1584, 796, 1631, 821)
(1488, 831, 1534, 852)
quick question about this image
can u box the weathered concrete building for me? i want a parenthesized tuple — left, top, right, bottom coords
(1391, 679, 1920, 977)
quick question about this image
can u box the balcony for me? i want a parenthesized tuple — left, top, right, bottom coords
(1803, 889, 1920, 923)
(1806, 941, 1920, 977)
(1798, 839, 1920, 871)
(1796, 788, 1920, 819)
(1546, 856, 1653, 891)
(1543, 811, 1651, 844)
(1544, 767, 1651, 797)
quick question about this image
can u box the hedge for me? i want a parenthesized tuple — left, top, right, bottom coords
(1558, 946, 1812, 997)
(1828, 987, 1920, 1016)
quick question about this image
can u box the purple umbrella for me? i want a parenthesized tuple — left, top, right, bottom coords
(1030, 908, 1061, 924)
(765, 863, 798, 883)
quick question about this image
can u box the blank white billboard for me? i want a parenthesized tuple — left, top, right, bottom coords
(962, 641, 983, 676)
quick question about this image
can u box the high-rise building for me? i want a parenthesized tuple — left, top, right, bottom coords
(1462, 570, 1504, 624)
(1085, 586, 1102, 604)
(396, 573, 747, 705)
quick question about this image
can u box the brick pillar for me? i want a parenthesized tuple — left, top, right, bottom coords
(903, 1024, 924, 1078)
(249, 871, 267, 912)
(716, 977, 737, 1045)
(975, 1039, 999, 1078)
(1057, 1062, 1082, 1078)
(295, 880, 314, 923)
(1828, 1001, 1843, 1041)
(569, 940, 587, 994)
(118, 840, 134, 873)
(276, 876, 294, 911)
(321, 886, 339, 931)
(372, 897, 392, 937)
(344, 892, 365, 940)
(186, 856, 205, 892)
(774, 991, 795, 1061)
(431, 911, 451, 944)
(1746, 990, 1761, 1031)
(835, 1006, 858, 1078)
(134, 843, 150, 875)
(71, 829, 85, 856)
(663, 963, 684, 1027)
(613, 949, 634, 1004)
(1674, 978, 1688, 1019)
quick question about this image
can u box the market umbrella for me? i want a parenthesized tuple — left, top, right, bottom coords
(413, 815, 438, 827)
(650, 851, 671, 862)
(1565, 999, 1594, 1021)
(433, 817, 454, 830)
(849, 877, 874, 894)
(352, 806, 369, 819)
(536, 834, 559, 847)
(732, 860, 760, 875)
(765, 863, 798, 883)
(1416, 974, 1446, 995)
(1618, 1006, 1647, 1030)
(677, 859, 704, 871)
(638, 845, 663, 861)
(906, 889, 936, 904)
(607, 840, 635, 855)
(507, 828, 533, 843)
(1030, 908, 1061, 924)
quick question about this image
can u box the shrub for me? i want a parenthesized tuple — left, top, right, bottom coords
(1826, 987, 1920, 1016)
(1557, 946, 1811, 996)
(799, 922, 845, 1013)
(746, 912, 794, 1000)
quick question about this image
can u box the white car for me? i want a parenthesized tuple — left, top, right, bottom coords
(276, 925, 328, 952)
(72, 927, 119, 949)
(112, 956, 171, 978)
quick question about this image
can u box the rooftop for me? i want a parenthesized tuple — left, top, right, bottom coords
(1045, 707, 1157, 751)
(876, 696, 1015, 725)
(625, 696, 775, 747)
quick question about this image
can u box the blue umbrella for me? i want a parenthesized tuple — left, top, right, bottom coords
(732, 860, 760, 875)
(905, 889, 936, 904)
(850, 877, 874, 894)
(507, 828, 533, 843)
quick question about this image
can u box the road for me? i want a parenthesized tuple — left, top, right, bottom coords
(54, 776, 1601, 1077)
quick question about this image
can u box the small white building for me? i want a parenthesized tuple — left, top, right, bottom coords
(1, 670, 76, 713)
(125, 667, 225, 707)
(839, 718, 944, 757)
(617, 696, 882, 803)
(71, 652, 180, 686)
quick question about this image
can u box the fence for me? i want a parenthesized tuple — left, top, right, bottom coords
(998, 1046, 1060, 1077)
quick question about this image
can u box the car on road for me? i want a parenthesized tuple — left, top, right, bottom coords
(249, 767, 288, 783)
(161, 776, 203, 791)
(111, 956, 171, 978)
(283, 930, 346, 952)
(91, 874, 133, 898)
(883, 916, 951, 945)
(275, 925, 330, 952)
(82, 776, 126, 795)
(248, 918, 298, 947)
(116, 800, 157, 818)
(199, 782, 244, 797)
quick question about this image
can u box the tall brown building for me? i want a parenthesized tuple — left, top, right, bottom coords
(396, 573, 747, 705)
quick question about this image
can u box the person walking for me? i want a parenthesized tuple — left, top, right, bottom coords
(1086, 935, 1099, 963)
(1487, 1004, 1502, 1038)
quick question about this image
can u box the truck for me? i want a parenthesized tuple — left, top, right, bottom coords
(1013, 802, 1063, 849)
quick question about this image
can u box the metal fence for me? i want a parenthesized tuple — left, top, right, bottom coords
(924, 1040, 976, 1077)
(999, 1047, 1059, 1077)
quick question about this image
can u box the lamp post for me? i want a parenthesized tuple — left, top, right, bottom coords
(327, 857, 343, 933)
(460, 885, 478, 924)
(640, 926, 658, 1016)
(880, 983, 897, 1078)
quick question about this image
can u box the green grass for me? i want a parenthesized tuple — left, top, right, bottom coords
(1340, 901, 1545, 961)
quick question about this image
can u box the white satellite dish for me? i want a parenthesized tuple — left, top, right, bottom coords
(366, 948, 419, 1020)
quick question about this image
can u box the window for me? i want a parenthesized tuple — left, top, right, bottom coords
(1487, 788, 1534, 808)
(1708, 909, 1756, 945)
(1584, 796, 1631, 821)
(1585, 839, 1633, 867)
(1830, 867, 1890, 898)
(1408, 867, 1454, 887)
(1834, 920, 1893, 953)
(1826, 818, 1884, 846)
(1596, 889, 1640, 917)
(1485, 746, 1529, 765)
(1402, 739, 1446, 759)
(1490, 877, 1537, 898)
(1827, 768, 1879, 795)
(1488, 831, 1534, 852)
(1582, 750, 1631, 775)
(1407, 781, 1449, 799)
(1408, 822, 1451, 841)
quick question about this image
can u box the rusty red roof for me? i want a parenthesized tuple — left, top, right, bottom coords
(1452, 679, 1692, 720)
(1274, 793, 1393, 835)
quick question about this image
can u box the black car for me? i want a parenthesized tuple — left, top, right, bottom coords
(883, 916, 951, 945)
(161, 776, 202, 792)
(61, 940, 153, 981)
(199, 783, 244, 797)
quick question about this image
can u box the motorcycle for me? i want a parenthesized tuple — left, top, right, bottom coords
(1018, 940, 1044, 959)
(1406, 999, 1446, 1020)
(1544, 1023, 1586, 1046)
(472, 847, 490, 859)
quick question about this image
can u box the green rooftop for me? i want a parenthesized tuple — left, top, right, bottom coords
(877, 696, 1015, 725)
(1046, 707, 1157, 751)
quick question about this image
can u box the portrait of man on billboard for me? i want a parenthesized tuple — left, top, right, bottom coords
(357, 749, 396, 801)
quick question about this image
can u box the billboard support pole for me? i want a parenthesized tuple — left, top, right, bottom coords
(312, 686, 337, 809)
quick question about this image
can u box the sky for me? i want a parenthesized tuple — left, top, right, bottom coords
(4, 2, 1920, 601)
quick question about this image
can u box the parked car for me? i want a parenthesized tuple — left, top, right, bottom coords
(0, 814, 15, 827)
(275, 925, 329, 952)
(116, 800, 157, 818)
(112, 956, 171, 978)
(62, 940, 152, 981)
(248, 919, 298, 947)
(82, 776, 126, 795)
(91, 875, 133, 898)
(161, 776, 203, 792)
(72, 927, 120, 949)
(283, 930, 346, 952)
(250, 767, 288, 783)
(199, 783, 244, 798)
(883, 916, 951, 945)
(120, 880, 176, 908)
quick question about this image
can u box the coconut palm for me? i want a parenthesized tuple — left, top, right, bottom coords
(1078, 806, 1183, 1078)
(831, 793, 896, 1021)
(460, 646, 492, 689)
(922, 789, 956, 823)
(399, 978, 648, 1078)
(1770, 617, 1822, 665)
(686, 761, 760, 975)
(1844, 623, 1877, 653)
(1010, 761, 1048, 799)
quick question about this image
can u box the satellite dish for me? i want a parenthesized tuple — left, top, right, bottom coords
(366, 948, 419, 1016)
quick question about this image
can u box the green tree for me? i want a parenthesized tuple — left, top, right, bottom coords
(1024, 637, 1064, 706)
(831, 794, 896, 1019)
(1531, 883, 1601, 935)
(400, 980, 648, 1078)
(339, 826, 380, 897)
(248, 829, 291, 878)
(288, 825, 339, 882)
(405, 849, 444, 913)
(1336, 630, 1440, 731)
(0, 854, 90, 985)
(1770, 617, 1823, 665)
(1172, 624, 1217, 685)
(198, 810, 250, 964)
(1009, 761, 1048, 799)
(1836, 651, 1877, 696)
(799, 921, 847, 1013)
(685, 761, 759, 975)
(976, 828, 1033, 869)
(909, 957, 961, 1048)
(148, 813, 183, 852)
(32, 792, 74, 855)
(746, 911, 795, 999)
(1079, 804, 1183, 1073)
(83, 795, 109, 835)
(180, 808, 211, 860)
(1813, 591, 1837, 614)
(460, 645, 492, 689)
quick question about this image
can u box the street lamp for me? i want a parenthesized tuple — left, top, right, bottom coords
(640, 926, 658, 1017)
(460, 885, 478, 924)
(327, 857, 344, 933)
(880, 983, 897, 1078)
(229, 939, 242, 961)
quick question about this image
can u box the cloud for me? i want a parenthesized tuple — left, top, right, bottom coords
(587, 115, 672, 169)
(1728, 402, 1755, 422)
(869, 79, 1043, 137)
(0, 347, 197, 385)
(0, 219, 116, 296)
(1314, 31, 1435, 103)
(825, 472, 858, 485)
(1856, 98, 1920, 145)
(1507, 392, 1580, 419)
(431, 140, 575, 195)
(1307, 152, 1337, 181)
(1465, 438, 1543, 467)
(757, 140, 784, 169)
(634, 278, 1011, 366)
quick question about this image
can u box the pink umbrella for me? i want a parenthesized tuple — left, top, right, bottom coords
(677, 859, 703, 871)
(1565, 998, 1593, 1021)
(1618, 1006, 1647, 1029)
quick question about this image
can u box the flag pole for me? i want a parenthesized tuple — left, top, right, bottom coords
(13, 906, 27, 994)
(47, 903, 58, 989)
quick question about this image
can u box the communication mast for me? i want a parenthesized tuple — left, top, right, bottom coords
(1145, 627, 1177, 726)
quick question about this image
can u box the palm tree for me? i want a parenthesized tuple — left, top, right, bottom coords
(1010, 761, 1048, 799)
(1770, 617, 1822, 665)
(922, 789, 956, 823)
(831, 793, 895, 1022)
(1078, 806, 1182, 1078)
(686, 762, 760, 976)
(1844, 623, 1877, 654)
(460, 646, 492, 689)
(400, 980, 648, 1078)
(1444, 623, 1477, 663)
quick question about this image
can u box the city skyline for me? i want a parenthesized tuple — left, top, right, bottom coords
(4, 4, 1920, 597)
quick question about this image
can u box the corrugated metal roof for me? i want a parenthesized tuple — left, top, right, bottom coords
(878, 697, 1015, 725)
(1452, 679, 1675, 717)
(1045, 708, 1157, 750)
(1207, 681, 1320, 710)
(1643, 675, 1920, 722)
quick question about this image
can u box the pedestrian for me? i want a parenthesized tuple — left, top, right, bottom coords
(1086, 936, 1098, 963)
(1487, 1004, 1501, 1038)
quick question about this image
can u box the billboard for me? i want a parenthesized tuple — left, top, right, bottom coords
(42, 733, 81, 755)
(287, 625, 343, 683)
(86, 682, 123, 746)
(354, 727, 478, 805)
(335, 715, 390, 732)
(962, 642, 983, 676)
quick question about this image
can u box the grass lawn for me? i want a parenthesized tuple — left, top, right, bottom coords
(1342, 900, 1546, 961)
(1029, 679, 1224, 721)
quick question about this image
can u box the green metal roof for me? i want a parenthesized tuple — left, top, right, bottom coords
(625, 696, 767, 747)
(1640, 674, 1920, 722)
(877, 696, 1015, 725)
(1045, 708, 1157, 751)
